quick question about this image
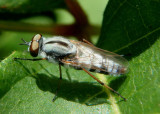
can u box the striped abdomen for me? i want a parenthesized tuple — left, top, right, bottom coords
(74, 53, 127, 75)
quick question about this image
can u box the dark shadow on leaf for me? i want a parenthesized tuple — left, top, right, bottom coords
(65, 69, 72, 82)
(34, 73, 109, 105)
(2, 60, 127, 105)
(109, 75, 127, 91)
(33, 70, 127, 105)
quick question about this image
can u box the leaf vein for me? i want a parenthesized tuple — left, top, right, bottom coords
(114, 27, 160, 52)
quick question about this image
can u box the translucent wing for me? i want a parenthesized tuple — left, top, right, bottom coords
(62, 40, 129, 75)
(90, 44, 129, 68)
(72, 40, 128, 66)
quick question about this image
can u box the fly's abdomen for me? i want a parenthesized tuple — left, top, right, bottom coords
(102, 58, 127, 75)
(71, 43, 128, 75)
(89, 55, 127, 75)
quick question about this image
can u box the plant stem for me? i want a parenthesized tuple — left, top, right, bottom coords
(0, 21, 100, 37)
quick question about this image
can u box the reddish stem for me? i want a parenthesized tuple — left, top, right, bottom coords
(64, 0, 91, 41)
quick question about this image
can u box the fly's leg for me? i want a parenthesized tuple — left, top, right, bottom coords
(14, 57, 63, 102)
(82, 39, 95, 47)
(14, 58, 46, 61)
(52, 63, 62, 102)
(82, 68, 126, 101)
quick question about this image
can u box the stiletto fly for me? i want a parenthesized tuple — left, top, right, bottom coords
(14, 34, 129, 101)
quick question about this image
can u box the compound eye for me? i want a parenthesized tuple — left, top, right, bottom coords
(30, 34, 42, 57)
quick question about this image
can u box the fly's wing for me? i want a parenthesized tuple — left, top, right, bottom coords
(72, 40, 128, 66)
(62, 40, 129, 74)
(93, 44, 129, 68)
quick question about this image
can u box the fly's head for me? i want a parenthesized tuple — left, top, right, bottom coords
(20, 34, 77, 61)
(20, 34, 43, 57)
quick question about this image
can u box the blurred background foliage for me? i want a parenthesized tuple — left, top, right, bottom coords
(0, 0, 160, 113)
(0, 0, 105, 60)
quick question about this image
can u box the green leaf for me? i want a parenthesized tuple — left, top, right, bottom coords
(98, 0, 160, 56)
(0, 0, 160, 113)
(0, 0, 65, 13)
(97, 0, 160, 113)
(0, 51, 112, 113)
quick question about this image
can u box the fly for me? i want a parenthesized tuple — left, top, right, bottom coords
(14, 34, 129, 101)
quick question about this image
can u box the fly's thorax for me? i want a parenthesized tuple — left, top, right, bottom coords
(40, 36, 77, 58)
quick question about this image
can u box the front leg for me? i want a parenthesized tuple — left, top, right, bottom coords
(14, 58, 46, 61)
(52, 63, 63, 102)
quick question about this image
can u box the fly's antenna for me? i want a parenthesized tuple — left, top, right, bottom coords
(19, 38, 30, 46)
